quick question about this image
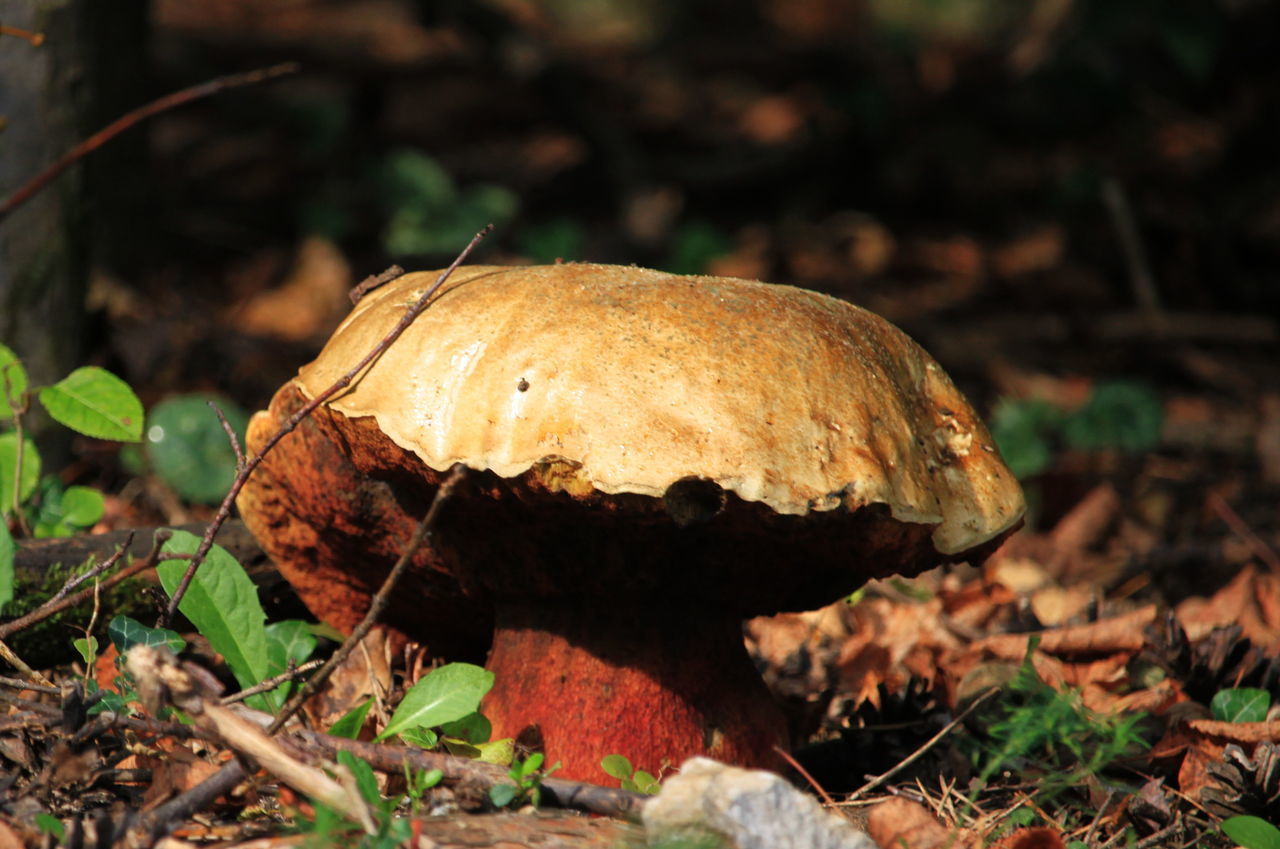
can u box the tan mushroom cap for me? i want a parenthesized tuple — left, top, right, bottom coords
(296, 263, 1023, 555)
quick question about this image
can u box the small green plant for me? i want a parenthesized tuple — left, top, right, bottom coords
(1, 343, 144, 609)
(157, 530, 316, 711)
(378, 150, 517, 257)
(1222, 815, 1280, 849)
(1211, 688, 1271, 724)
(965, 642, 1148, 813)
(991, 380, 1163, 479)
(600, 754, 661, 794)
(488, 752, 560, 809)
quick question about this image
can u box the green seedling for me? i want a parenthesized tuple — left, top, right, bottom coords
(601, 754, 662, 794)
(376, 662, 494, 744)
(489, 752, 559, 809)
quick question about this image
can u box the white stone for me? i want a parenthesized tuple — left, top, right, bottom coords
(642, 757, 877, 849)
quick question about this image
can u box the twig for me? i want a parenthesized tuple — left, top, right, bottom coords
(221, 658, 324, 706)
(349, 264, 406, 304)
(162, 225, 491, 627)
(1207, 491, 1280, 573)
(1102, 177, 1161, 315)
(772, 744, 837, 809)
(209, 401, 246, 470)
(128, 646, 377, 833)
(0, 639, 53, 687)
(0, 530, 168, 640)
(265, 465, 467, 734)
(49, 534, 133, 604)
(0, 675, 59, 695)
(843, 687, 999, 803)
(0, 62, 300, 223)
(0, 25, 45, 46)
(287, 728, 649, 821)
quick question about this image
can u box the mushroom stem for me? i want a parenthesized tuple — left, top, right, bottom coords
(481, 597, 789, 783)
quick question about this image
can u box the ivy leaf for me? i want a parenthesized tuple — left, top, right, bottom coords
(38, 367, 143, 442)
(1211, 688, 1271, 724)
(264, 619, 318, 702)
(107, 615, 186, 656)
(0, 344, 28, 418)
(377, 663, 494, 742)
(157, 530, 272, 710)
(328, 699, 374, 740)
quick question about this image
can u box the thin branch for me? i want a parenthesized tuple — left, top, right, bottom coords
(0, 675, 59, 695)
(349, 264, 406, 304)
(49, 533, 133, 604)
(208, 400, 246, 470)
(773, 744, 838, 809)
(0, 25, 45, 46)
(265, 465, 467, 734)
(0, 639, 53, 687)
(0, 530, 169, 640)
(0, 63, 300, 223)
(221, 658, 324, 706)
(162, 225, 492, 627)
(1102, 177, 1161, 315)
(842, 687, 999, 803)
(1208, 490, 1280, 573)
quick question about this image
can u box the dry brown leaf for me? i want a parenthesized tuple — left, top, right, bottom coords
(0, 820, 26, 849)
(991, 226, 1065, 279)
(1030, 585, 1094, 627)
(302, 626, 393, 732)
(1177, 565, 1280, 650)
(991, 826, 1067, 849)
(835, 598, 960, 708)
(867, 797, 960, 849)
(236, 236, 352, 342)
(1186, 720, 1280, 744)
(974, 606, 1157, 660)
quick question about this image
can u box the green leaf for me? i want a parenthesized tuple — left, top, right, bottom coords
(1062, 381, 1162, 454)
(472, 737, 514, 765)
(38, 367, 143, 442)
(145, 395, 249, 503)
(629, 769, 661, 795)
(601, 754, 633, 781)
(73, 636, 99, 666)
(1211, 688, 1271, 724)
(0, 522, 13, 614)
(0, 432, 41, 508)
(327, 699, 374, 740)
(34, 813, 64, 840)
(60, 486, 105, 527)
(0, 344, 28, 418)
(488, 784, 518, 808)
(377, 663, 494, 742)
(107, 615, 187, 656)
(1222, 815, 1280, 849)
(264, 619, 318, 702)
(990, 397, 1061, 479)
(157, 530, 273, 710)
(337, 751, 382, 808)
(439, 712, 491, 744)
(399, 726, 439, 749)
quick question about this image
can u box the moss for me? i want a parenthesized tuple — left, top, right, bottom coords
(7, 557, 156, 669)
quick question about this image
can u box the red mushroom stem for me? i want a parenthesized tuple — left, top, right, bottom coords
(481, 596, 788, 783)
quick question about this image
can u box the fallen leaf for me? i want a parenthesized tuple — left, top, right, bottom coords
(991, 826, 1066, 849)
(868, 797, 960, 849)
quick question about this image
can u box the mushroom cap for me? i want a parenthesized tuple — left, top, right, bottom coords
(296, 263, 1023, 556)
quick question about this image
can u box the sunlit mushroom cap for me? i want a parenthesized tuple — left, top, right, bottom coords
(296, 263, 1023, 556)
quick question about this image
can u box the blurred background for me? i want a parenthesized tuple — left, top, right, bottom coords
(2, 0, 1278, 596)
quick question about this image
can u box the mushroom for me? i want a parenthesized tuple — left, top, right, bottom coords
(237, 264, 1024, 782)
